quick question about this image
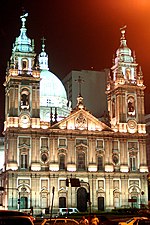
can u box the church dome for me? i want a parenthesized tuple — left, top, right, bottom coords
(39, 38, 70, 122)
(40, 70, 67, 107)
(115, 27, 133, 63)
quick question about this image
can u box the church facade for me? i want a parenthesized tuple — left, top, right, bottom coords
(1, 14, 148, 214)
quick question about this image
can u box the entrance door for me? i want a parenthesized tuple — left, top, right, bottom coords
(20, 196, 28, 209)
(59, 197, 66, 208)
(77, 187, 87, 212)
(98, 197, 104, 211)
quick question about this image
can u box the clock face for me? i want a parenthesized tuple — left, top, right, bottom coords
(20, 115, 30, 128)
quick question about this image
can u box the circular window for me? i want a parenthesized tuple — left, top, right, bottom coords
(41, 153, 48, 162)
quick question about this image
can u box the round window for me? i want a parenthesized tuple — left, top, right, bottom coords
(112, 155, 119, 165)
(41, 153, 48, 162)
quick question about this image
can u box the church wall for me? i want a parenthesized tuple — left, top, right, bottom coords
(2, 128, 148, 213)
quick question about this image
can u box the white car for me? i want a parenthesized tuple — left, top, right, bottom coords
(58, 208, 79, 216)
(41, 218, 79, 225)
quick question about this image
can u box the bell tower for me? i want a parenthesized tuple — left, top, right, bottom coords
(106, 26, 146, 134)
(4, 13, 40, 131)
(3, 13, 40, 170)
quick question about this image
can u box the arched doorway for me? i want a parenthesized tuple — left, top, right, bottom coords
(77, 187, 87, 212)
(18, 185, 30, 210)
(59, 197, 66, 208)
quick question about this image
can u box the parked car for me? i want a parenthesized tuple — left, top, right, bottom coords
(0, 215, 34, 225)
(118, 217, 149, 225)
(58, 208, 79, 216)
(41, 218, 79, 225)
(0, 210, 35, 222)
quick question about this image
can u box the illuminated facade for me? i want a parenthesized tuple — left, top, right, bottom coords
(1, 15, 148, 214)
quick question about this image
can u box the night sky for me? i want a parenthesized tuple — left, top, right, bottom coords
(0, 0, 150, 134)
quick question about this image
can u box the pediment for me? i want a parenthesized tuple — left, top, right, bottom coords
(51, 108, 112, 132)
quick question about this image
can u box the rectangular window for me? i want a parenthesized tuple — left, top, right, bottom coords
(59, 180, 66, 189)
(19, 137, 30, 146)
(76, 139, 87, 145)
(112, 140, 119, 152)
(96, 140, 103, 149)
(130, 157, 136, 171)
(77, 152, 85, 171)
(113, 180, 119, 189)
(41, 137, 48, 149)
(98, 180, 104, 189)
(41, 179, 48, 189)
(21, 154, 27, 169)
(97, 156, 103, 171)
(59, 155, 65, 170)
(59, 139, 66, 147)
(128, 142, 138, 150)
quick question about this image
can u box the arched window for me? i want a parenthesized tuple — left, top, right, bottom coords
(20, 89, 30, 110)
(22, 58, 28, 70)
(126, 68, 131, 80)
(127, 97, 135, 116)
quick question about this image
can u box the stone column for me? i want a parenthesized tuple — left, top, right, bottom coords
(91, 175, 96, 208)
(104, 138, 111, 164)
(121, 175, 129, 206)
(105, 175, 113, 210)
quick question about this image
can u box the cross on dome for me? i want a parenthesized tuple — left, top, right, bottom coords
(41, 37, 46, 52)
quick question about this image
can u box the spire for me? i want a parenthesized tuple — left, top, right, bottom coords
(42, 37, 46, 52)
(12, 12, 33, 53)
(39, 37, 49, 70)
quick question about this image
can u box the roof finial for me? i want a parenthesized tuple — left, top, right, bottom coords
(20, 11, 28, 28)
(120, 25, 127, 40)
(75, 76, 84, 96)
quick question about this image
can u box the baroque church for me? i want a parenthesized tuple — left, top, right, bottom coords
(0, 13, 148, 214)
